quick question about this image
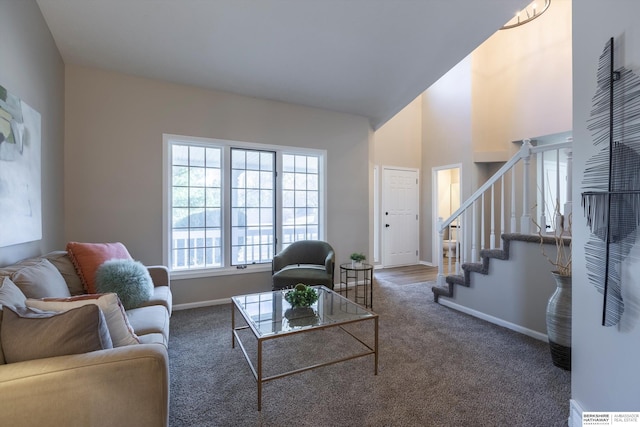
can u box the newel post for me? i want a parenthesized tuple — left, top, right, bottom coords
(563, 138, 573, 235)
(520, 139, 533, 234)
(437, 217, 445, 286)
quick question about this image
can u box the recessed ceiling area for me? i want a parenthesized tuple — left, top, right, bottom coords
(36, 0, 529, 129)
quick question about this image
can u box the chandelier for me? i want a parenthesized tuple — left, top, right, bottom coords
(500, 0, 551, 30)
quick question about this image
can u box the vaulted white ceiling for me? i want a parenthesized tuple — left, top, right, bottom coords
(36, 0, 529, 129)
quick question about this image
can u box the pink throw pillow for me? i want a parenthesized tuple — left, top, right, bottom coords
(66, 242, 132, 294)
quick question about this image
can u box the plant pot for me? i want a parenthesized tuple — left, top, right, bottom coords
(546, 272, 572, 371)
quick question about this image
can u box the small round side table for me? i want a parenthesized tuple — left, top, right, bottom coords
(338, 262, 374, 309)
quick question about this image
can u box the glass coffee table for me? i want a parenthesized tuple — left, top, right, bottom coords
(231, 285, 378, 410)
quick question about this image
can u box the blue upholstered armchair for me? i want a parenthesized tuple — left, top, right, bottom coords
(271, 240, 335, 290)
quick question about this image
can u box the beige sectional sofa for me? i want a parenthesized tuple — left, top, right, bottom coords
(0, 250, 172, 427)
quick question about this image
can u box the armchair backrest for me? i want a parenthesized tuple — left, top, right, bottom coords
(272, 240, 335, 273)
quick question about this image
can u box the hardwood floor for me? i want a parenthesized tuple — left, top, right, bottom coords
(374, 264, 438, 285)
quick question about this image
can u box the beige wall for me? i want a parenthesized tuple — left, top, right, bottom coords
(64, 65, 372, 304)
(472, 0, 572, 153)
(373, 95, 422, 169)
(0, 0, 65, 266)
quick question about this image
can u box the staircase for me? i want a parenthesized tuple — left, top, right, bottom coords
(432, 138, 573, 310)
(433, 233, 568, 302)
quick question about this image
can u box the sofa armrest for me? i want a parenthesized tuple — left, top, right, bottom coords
(147, 265, 170, 288)
(0, 344, 169, 427)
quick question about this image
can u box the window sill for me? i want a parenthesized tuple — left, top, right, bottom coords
(170, 264, 272, 281)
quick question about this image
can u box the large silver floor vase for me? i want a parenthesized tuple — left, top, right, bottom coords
(546, 272, 572, 370)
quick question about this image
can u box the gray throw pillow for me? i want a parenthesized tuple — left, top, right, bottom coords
(95, 259, 153, 310)
(1, 305, 113, 364)
(10, 258, 71, 299)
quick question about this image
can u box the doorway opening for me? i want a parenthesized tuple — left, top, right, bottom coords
(432, 164, 462, 267)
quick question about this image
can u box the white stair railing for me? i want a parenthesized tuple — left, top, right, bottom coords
(436, 137, 573, 286)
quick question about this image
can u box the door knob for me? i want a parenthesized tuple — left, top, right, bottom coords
(385, 224, 390, 228)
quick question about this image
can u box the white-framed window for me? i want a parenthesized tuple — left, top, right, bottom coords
(163, 134, 326, 278)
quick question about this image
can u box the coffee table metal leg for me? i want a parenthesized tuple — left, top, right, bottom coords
(231, 304, 235, 349)
(257, 339, 263, 411)
(374, 316, 379, 375)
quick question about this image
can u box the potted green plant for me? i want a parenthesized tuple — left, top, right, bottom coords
(350, 252, 366, 268)
(284, 283, 319, 308)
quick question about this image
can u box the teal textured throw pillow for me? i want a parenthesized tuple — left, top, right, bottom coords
(95, 260, 153, 310)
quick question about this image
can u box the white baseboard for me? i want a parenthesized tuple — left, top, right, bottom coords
(419, 260, 436, 267)
(438, 299, 548, 342)
(569, 400, 583, 427)
(173, 298, 230, 311)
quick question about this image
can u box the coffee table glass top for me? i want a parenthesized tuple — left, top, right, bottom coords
(232, 286, 374, 338)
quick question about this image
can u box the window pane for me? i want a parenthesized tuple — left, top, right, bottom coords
(282, 190, 294, 207)
(260, 171, 273, 189)
(307, 192, 318, 207)
(282, 172, 295, 190)
(206, 147, 221, 168)
(190, 146, 205, 167)
(246, 189, 260, 208)
(173, 166, 189, 186)
(206, 208, 221, 227)
(307, 156, 318, 173)
(294, 173, 307, 190)
(190, 167, 205, 187)
(172, 208, 189, 228)
(246, 151, 260, 170)
(307, 174, 318, 191)
(230, 148, 275, 265)
(295, 155, 306, 173)
(206, 188, 220, 207)
(260, 189, 272, 206)
(232, 150, 245, 169)
(283, 154, 295, 172)
(172, 145, 189, 166)
(173, 187, 189, 207)
(205, 168, 220, 187)
(261, 152, 273, 171)
(189, 188, 205, 207)
(169, 143, 222, 271)
(280, 153, 322, 250)
(282, 208, 295, 225)
(232, 189, 245, 208)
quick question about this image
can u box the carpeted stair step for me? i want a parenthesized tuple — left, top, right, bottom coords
(431, 233, 528, 302)
(432, 233, 569, 302)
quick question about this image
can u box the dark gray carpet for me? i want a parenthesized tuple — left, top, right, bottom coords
(169, 278, 570, 426)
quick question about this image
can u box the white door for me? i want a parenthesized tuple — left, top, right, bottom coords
(382, 168, 419, 267)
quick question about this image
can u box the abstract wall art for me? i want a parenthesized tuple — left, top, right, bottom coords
(582, 37, 640, 327)
(0, 84, 42, 247)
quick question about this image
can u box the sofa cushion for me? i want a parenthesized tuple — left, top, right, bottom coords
(9, 258, 71, 299)
(43, 251, 85, 296)
(126, 305, 170, 346)
(26, 293, 139, 347)
(95, 259, 154, 310)
(1, 305, 113, 363)
(66, 242, 132, 294)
